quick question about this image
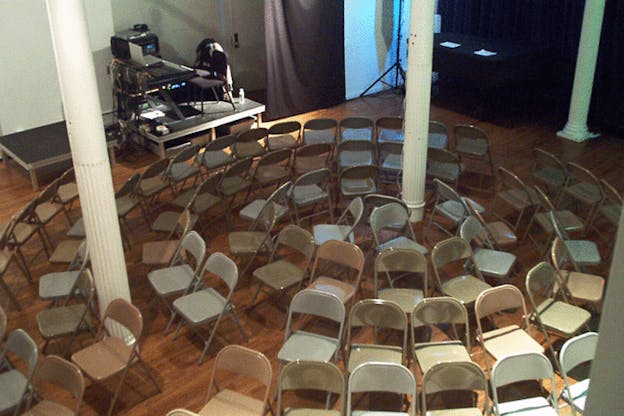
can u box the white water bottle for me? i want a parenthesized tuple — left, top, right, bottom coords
(239, 88, 245, 104)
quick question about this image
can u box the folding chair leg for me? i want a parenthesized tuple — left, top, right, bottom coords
(107, 364, 131, 416)
(229, 307, 248, 341)
(0, 278, 21, 311)
(198, 315, 225, 365)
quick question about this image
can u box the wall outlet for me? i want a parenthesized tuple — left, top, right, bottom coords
(233, 33, 240, 48)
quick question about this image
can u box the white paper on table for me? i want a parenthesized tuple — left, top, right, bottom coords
(140, 110, 166, 120)
(474, 49, 497, 57)
(440, 41, 461, 48)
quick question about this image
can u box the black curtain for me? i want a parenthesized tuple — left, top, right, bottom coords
(438, 0, 624, 135)
(264, 0, 345, 121)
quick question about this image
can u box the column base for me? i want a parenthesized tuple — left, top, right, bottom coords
(405, 200, 426, 223)
(557, 122, 600, 142)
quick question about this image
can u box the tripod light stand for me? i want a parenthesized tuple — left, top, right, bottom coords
(360, 0, 407, 97)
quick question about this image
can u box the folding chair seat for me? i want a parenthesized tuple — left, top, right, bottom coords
(71, 298, 159, 416)
(290, 168, 334, 226)
(148, 231, 207, 333)
(172, 253, 248, 364)
(374, 248, 428, 315)
(550, 237, 605, 308)
(166, 144, 201, 193)
(136, 158, 171, 213)
(277, 289, 345, 377)
(378, 141, 403, 184)
(338, 165, 379, 205)
(200, 134, 236, 173)
(347, 362, 416, 416)
(306, 240, 365, 305)
(36, 268, 96, 355)
(559, 332, 598, 415)
(339, 116, 373, 142)
(17, 355, 84, 416)
(142, 209, 193, 267)
(523, 185, 585, 257)
(375, 116, 403, 142)
(465, 199, 517, 250)
(532, 148, 567, 201)
(421, 361, 489, 416)
(492, 166, 539, 231)
(0, 329, 38, 415)
(251, 225, 315, 307)
(490, 352, 558, 416)
(346, 299, 407, 372)
(56, 167, 79, 211)
(411, 297, 472, 377)
(460, 216, 516, 282)
(427, 147, 462, 189)
(267, 120, 301, 150)
(431, 237, 492, 307)
(597, 178, 622, 227)
(526, 262, 591, 358)
(303, 117, 338, 145)
(277, 360, 344, 416)
(453, 124, 494, 188)
(233, 128, 268, 159)
(562, 162, 603, 228)
(228, 203, 278, 276)
(293, 143, 333, 176)
(33, 177, 73, 249)
(337, 140, 375, 170)
(313, 196, 363, 246)
(475, 285, 544, 375)
(218, 157, 254, 217)
(370, 202, 428, 255)
(171, 173, 224, 233)
(428, 120, 449, 149)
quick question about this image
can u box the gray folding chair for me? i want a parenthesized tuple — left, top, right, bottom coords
(303, 117, 338, 145)
(0, 329, 38, 415)
(313, 196, 363, 246)
(559, 332, 598, 415)
(267, 120, 301, 150)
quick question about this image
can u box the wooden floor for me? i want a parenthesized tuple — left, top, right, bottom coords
(1, 89, 622, 415)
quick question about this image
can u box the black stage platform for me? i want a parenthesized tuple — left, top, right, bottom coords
(0, 121, 117, 190)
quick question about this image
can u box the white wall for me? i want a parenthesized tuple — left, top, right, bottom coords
(109, 0, 266, 91)
(344, 0, 411, 99)
(0, 0, 114, 135)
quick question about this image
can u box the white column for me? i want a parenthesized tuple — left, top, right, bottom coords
(46, 0, 131, 317)
(402, 0, 435, 222)
(557, 0, 606, 142)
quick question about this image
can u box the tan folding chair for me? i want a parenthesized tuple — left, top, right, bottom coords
(0, 219, 25, 310)
(337, 140, 375, 171)
(166, 144, 201, 193)
(491, 352, 559, 416)
(370, 202, 428, 255)
(597, 178, 622, 228)
(307, 240, 365, 306)
(36, 268, 96, 355)
(452, 124, 494, 189)
(559, 332, 598, 415)
(278, 360, 344, 416)
(33, 177, 73, 250)
(136, 158, 171, 213)
(233, 128, 268, 159)
(313, 196, 363, 246)
(290, 168, 334, 226)
(376, 116, 403, 142)
(492, 166, 539, 231)
(526, 262, 591, 361)
(411, 297, 472, 377)
(338, 165, 379, 207)
(293, 143, 333, 176)
(427, 147, 462, 189)
(172, 252, 248, 364)
(195, 345, 272, 416)
(56, 167, 79, 211)
(218, 157, 254, 224)
(71, 298, 159, 416)
(465, 198, 517, 250)
(267, 120, 301, 150)
(549, 211, 601, 269)
(39, 241, 89, 306)
(251, 225, 315, 307)
(303, 117, 338, 145)
(142, 209, 193, 268)
(378, 141, 403, 185)
(431, 237, 492, 307)
(18, 355, 84, 416)
(562, 162, 603, 228)
(171, 172, 224, 234)
(346, 299, 407, 372)
(339, 116, 373, 142)
(10, 199, 50, 279)
(428, 120, 449, 149)
(249, 149, 292, 196)
(532, 148, 567, 201)
(0, 329, 38, 415)
(421, 361, 489, 415)
(347, 362, 416, 416)
(374, 248, 428, 315)
(475, 284, 544, 376)
(240, 180, 293, 225)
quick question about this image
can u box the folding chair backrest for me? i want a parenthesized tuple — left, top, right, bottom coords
(340, 164, 379, 182)
(194, 172, 223, 196)
(67, 240, 89, 272)
(100, 298, 142, 347)
(115, 173, 140, 199)
(459, 216, 485, 245)
(0, 218, 16, 249)
(205, 134, 237, 152)
(422, 360, 487, 395)
(551, 237, 581, 274)
(222, 157, 253, 179)
(303, 118, 338, 145)
(375, 247, 427, 275)
(475, 284, 527, 322)
(257, 149, 292, 167)
(434, 178, 463, 204)
(268, 120, 301, 136)
(293, 167, 331, 187)
(169, 209, 193, 240)
(337, 196, 364, 232)
(171, 144, 200, 165)
(210, 344, 272, 391)
(279, 360, 343, 394)
(566, 162, 600, 187)
(72, 268, 96, 307)
(142, 158, 170, 180)
(2, 328, 38, 378)
(453, 124, 488, 143)
(275, 225, 315, 260)
(428, 147, 459, 164)
(314, 240, 365, 278)
(429, 120, 449, 136)
(172, 231, 206, 270)
(349, 299, 407, 331)
(250, 202, 277, 233)
(370, 202, 413, 242)
(203, 252, 239, 293)
(338, 139, 375, 153)
(376, 116, 403, 142)
(492, 351, 554, 387)
(28, 355, 84, 411)
(58, 167, 76, 186)
(432, 236, 473, 268)
(348, 362, 415, 396)
(237, 127, 268, 143)
(364, 193, 408, 215)
(288, 289, 346, 326)
(13, 199, 37, 224)
(600, 178, 622, 205)
(295, 143, 333, 159)
(526, 262, 557, 305)
(533, 148, 565, 172)
(534, 184, 556, 212)
(266, 181, 292, 206)
(36, 177, 61, 204)
(497, 166, 531, 199)
(560, 332, 598, 376)
(379, 141, 403, 158)
(412, 297, 470, 349)
(339, 117, 373, 142)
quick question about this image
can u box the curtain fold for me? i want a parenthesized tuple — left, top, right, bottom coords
(438, 0, 623, 134)
(265, 0, 345, 121)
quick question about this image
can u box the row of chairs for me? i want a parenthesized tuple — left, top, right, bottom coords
(166, 331, 597, 416)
